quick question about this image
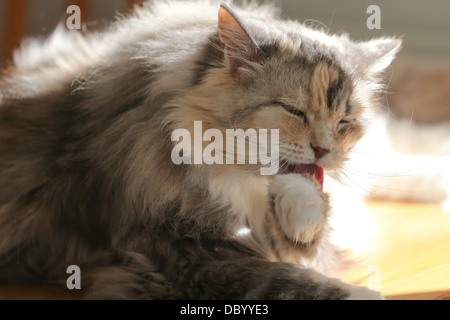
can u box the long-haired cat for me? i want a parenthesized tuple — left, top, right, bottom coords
(0, 1, 401, 299)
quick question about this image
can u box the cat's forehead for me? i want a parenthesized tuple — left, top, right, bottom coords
(250, 20, 355, 110)
(308, 62, 351, 113)
(269, 42, 352, 111)
(267, 26, 350, 78)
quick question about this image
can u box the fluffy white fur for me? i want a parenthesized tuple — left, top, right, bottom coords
(208, 170, 273, 254)
(270, 174, 325, 244)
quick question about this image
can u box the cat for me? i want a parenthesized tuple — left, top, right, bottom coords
(0, 0, 402, 299)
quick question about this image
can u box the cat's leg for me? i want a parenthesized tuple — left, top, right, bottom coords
(194, 260, 383, 299)
(82, 243, 383, 300)
(268, 174, 329, 259)
(172, 252, 383, 300)
(81, 247, 383, 300)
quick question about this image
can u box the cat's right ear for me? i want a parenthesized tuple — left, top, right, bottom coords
(359, 37, 402, 75)
(218, 4, 258, 78)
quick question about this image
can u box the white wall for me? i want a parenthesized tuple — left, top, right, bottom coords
(281, 0, 450, 69)
(26, 0, 127, 36)
(92, 0, 127, 24)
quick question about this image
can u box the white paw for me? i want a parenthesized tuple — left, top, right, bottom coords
(345, 284, 385, 300)
(269, 174, 326, 244)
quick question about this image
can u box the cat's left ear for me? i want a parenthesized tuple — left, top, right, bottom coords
(218, 4, 259, 78)
(359, 38, 402, 74)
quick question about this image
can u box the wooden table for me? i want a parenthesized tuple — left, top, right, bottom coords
(1, 201, 449, 300)
(342, 201, 450, 300)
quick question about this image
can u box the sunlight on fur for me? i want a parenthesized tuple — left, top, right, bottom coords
(3, 0, 449, 301)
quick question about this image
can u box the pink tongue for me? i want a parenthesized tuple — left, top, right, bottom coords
(293, 164, 324, 188)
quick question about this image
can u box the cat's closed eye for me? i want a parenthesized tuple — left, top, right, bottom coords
(277, 102, 307, 123)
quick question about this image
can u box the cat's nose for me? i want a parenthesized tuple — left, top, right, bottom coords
(311, 144, 330, 159)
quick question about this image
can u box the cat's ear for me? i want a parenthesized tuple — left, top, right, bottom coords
(218, 4, 258, 78)
(359, 38, 402, 74)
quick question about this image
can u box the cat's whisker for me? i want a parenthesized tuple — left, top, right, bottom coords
(382, 67, 396, 119)
(335, 168, 374, 196)
(338, 167, 433, 199)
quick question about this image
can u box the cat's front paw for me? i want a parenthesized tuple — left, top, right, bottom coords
(345, 284, 385, 300)
(269, 174, 328, 245)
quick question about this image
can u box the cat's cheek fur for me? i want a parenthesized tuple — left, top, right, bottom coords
(269, 174, 328, 245)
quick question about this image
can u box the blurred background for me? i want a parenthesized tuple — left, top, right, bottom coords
(1, 0, 449, 122)
(0, 1, 140, 64)
(281, 0, 450, 124)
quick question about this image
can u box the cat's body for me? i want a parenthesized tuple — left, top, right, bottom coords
(0, 1, 403, 299)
